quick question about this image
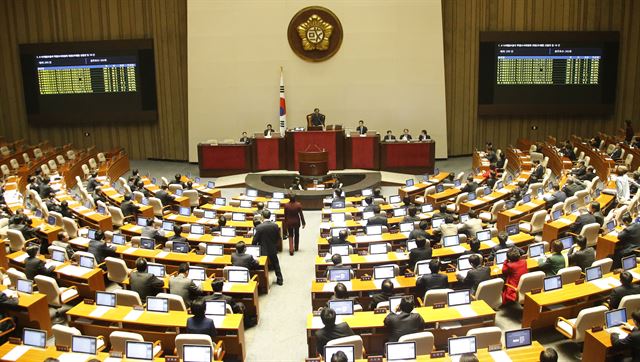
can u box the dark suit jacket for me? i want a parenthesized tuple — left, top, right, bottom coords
(24, 256, 54, 280)
(579, 171, 597, 181)
(552, 190, 567, 203)
(383, 135, 396, 141)
(283, 202, 305, 229)
(408, 247, 432, 269)
(408, 229, 427, 240)
(252, 221, 281, 256)
(416, 273, 448, 297)
(130, 271, 164, 301)
(87, 239, 117, 264)
(356, 126, 368, 134)
(86, 178, 100, 192)
(418, 134, 431, 141)
(155, 189, 174, 206)
(310, 113, 325, 126)
(369, 292, 395, 310)
(571, 166, 586, 177)
(263, 129, 273, 136)
(186, 316, 216, 339)
(462, 266, 491, 294)
(120, 200, 139, 217)
(169, 274, 201, 307)
(568, 247, 596, 271)
(315, 323, 355, 356)
(461, 182, 479, 193)
(609, 284, 640, 309)
(329, 236, 349, 245)
(614, 224, 640, 268)
(611, 149, 623, 160)
(593, 211, 604, 226)
(39, 184, 53, 198)
(384, 311, 425, 342)
(611, 327, 640, 361)
(169, 235, 188, 244)
(367, 215, 388, 227)
(400, 134, 412, 141)
(570, 213, 597, 234)
(231, 252, 260, 269)
(532, 165, 544, 180)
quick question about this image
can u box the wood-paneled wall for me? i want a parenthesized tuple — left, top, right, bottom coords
(442, 0, 640, 156)
(0, 0, 188, 160)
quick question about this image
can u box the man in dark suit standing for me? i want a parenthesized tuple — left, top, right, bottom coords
(231, 241, 260, 269)
(263, 124, 274, 136)
(315, 308, 355, 357)
(253, 209, 283, 285)
(531, 160, 544, 182)
(457, 254, 490, 294)
(87, 230, 117, 264)
(383, 130, 396, 141)
(120, 194, 140, 217)
(24, 245, 54, 280)
(356, 120, 368, 135)
(367, 205, 388, 227)
(610, 310, 640, 360)
(155, 184, 175, 207)
(384, 296, 425, 342)
(608, 271, 640, 309)
(415, 260, 448, 297)
(310, 108, 325, 127)
(408, 237, 432, 270)
(130, 257, 164, 301)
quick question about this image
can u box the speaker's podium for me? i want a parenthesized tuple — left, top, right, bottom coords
(298, 145, 328, 176)
(253, 132, 286, 171)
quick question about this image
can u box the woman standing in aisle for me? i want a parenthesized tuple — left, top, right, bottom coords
(283, 193, 306, 255)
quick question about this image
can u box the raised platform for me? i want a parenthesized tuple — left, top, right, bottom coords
(245, 171, 382, 209)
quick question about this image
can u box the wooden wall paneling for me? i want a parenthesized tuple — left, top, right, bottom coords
(0, 0, 188, 160)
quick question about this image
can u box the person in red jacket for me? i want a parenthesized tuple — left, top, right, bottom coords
(502, 247, 528, 304)
(283, 193, 306, 255)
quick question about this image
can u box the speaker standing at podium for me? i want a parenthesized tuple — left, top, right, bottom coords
(264, 124, 274, 136)
(356, 120, 368, 135)
(310, 108, 325, 127)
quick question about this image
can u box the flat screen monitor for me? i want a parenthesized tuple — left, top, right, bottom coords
(190, 224, 204, 235)
(227, 269, 250, 283)
(205, 300, 226, 316)
(246, 189, 258, 197)
(393, 208, 407, 217)
(362, 211, 375, 220)
(389, 195, 402, 204)
(369, 243, 388, 255)
(183, 344, 213, 362)
(552, 209, 563, 220)
(362, 189, 373, 197)
(147, 263, 165, 278)
(506, 223, 519, 236)
(543, 275, 563, 292)
(207, 181, 215, 189)
(221, 227, 236, 237)
(16, 279, 33, 294)
(505, 328, 532, 349)
(585, 265, 603, 282)
(206, 244, 223, 256)
(448, 336, 477, 356)
(146, 297, 168, 313)
(431, 217, 444, 229)
(421, 204, 433, 213)
(187, 267, 206, 281)
(459, 213, 469, 223)
(606, 308, 627, 329)
(203, 210, 216, 219)
(448, 290, 471, 306)
(175, 189, 183, 196)
(399, 222, 413, 233)
(559, 236, 574, 250)
(328, 299, 354, 315)
(95, 291, 116, 307)
(87, 228, 97, 240)
(140, 238, 155, 250)
(505, 200, 515, 209)
(328, 268, 352, 282)
(442, 235, 460, 247)
(495, 249, 508, 265)
(457, 256, 473, 271)
(126, 341, 153, 361)
(522, 194, 531, 204)
(436, 184, 444, 193)
(272, 192, 284, 199)
(232, 213, 246, 221)
(267, 201, 280, 210)
(388, 295, 414, 314)
(622, 255, 637, 271)
(476, 229, 492, 242)
(23, 328, 46, 348)
(468, 192, 477, 201)
(416, 261, 431, 276)
(607, 219, 616, 231)
(331, 227, 347, 238)
(245, 245, 260, 259)
(214, 197, 226, 206)
(72, 335, 97, 355)
(386, 341, 416, 361)
(239, 200, 252, 208)
(366, 225, 382, 235)
(79, 255, 95, 269)
(528, 243, 545, 258)
(172, 241, 189, 254)
(331, 213, 346, 223)
(51, 249, 66, 262)
(331, 200, 346, 209)
(47, 215, 56, 225)
(330, 245, 350, 257)
(454, 179, 461, 187)
(405, 179, 414, 187)
(179, 206, 191, 216)
(373, 265, 395, 280)
(162, 221, 174, 231)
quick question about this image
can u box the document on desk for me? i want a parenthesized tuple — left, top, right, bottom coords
(202, 255, 217, 263)
(454, 305, 477, 318)
(373, 278, 400, 289)
(592, 277, 622, 290)
(167, 214, 178, 220)
(74, 237, 90, 246)
(319, 222, 331, 229)
(89, 306, 112, 318)
(57, 352, 89, 362)
(488, 350, 512, 362)
(310, 316, 324, 329)
(558, 217, 573, 225)
(323, 281, 352, 292)
(630, 271, 640, 280)
(155, 251, 169, 259)
(483, 240, 497, 248)
(1, 345, 31, 361)
(84, 211, 96, 216)
(606, 327, 628, 339)
(364, 254, 389, 263)
(12, 253, 28, 263)
(525, 202, 539, 208)
(123, 310, 144, 321)
(206, 315, 226, 327)
(58, 265, 89, 277)
(356, 235, 381, 243)
(123, 247, 138, 254)
(211, 236, 232, 242)
(449, 245, 467, 254)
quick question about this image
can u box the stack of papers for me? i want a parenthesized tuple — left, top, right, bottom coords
(1, 345, 30, 361)
(89, 306, 112, 318)
(123, 310, 143, 321)
(454, 305, 477, 318)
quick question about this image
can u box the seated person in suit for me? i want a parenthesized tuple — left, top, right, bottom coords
(141, 218, 164, 242)
(613, 213, 640, 269)
(128, 169, 141, 187)
(315, 307, 355, 357)
(485, 171, 498, 189)
(416, 259, 448, 297)
(369, 279, 396, 310)
(263, 124, 274, 136)
(489, 232, 523, 261)
(399, 128, 412, 141)
(589, 201, 605, 226)
(91, 186, 107, 205)
(372, 187, 385, 202)
(169, 262, 202, 307)
(439, 216, 458, 237)
(610, 310, 640, 360)
(86, 172, 100, 193)
(538, 239, 566, 276)
(328, 282, 360, 308)
(562, 177, 586, 197)
(309, 108, 325, 127)
(38, 177, 54, 199)
(367, 205, 388, 227)
(169, 173, 186, 188)
(571, 160, 587, 178)
(169, 225, 188, 244)
(186, 298, 216, 339)
(253, 202, 265, 217)
(58, 201, 73, 218)
(457, 254, 490, 294)
(501, 247, 528, 304)
(545, 183, 567, 209)
(130, 257, 164, 301)
(362, 196, 375, 212)
(88, 230, 117, 264)
(204, 279, 244, 314)
(539, 348, 559, 362)
(326, 255, 349, 277)
(418, 130, 430, 141)
(239, 131, 250, 144)
(329, 229, 349, 245)
(52, 231, 75, 260)
(530, 160, 544, 182)
(120, 194, 140, 217)
(402, 205, 420, 223)
(570, 208, 597, 234)
(408, 236, 432, 270)
(579, 166, 597, 182)
(383, 130, 396, 141)
(231, 241, 260, 269)
(463, 238, 481, 256)
(437, 204, 455, 221)
(461, 176, 479, 194)
(356, 120, 368, 135)
(459, 210, 483, 238)
(384, 295, 425, 342)
(608, 271, 640, 309)
(24, 245, 54, 280)
(568, 235, 595, 271)
(610, 143, 623, 161)
(409, 220, 429, 240)
(210, 215, 227, 234)
(155, 184, 175, 206)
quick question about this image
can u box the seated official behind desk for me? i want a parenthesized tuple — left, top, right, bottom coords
(308, 108, 326, 128)
(356, 120, 367, 135)
(384, 295, 425, 342)
(315, 307, 355, 357)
